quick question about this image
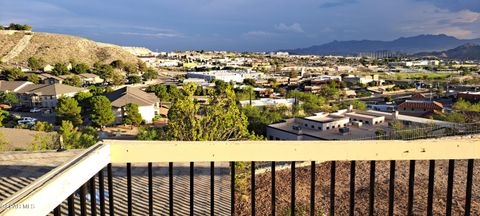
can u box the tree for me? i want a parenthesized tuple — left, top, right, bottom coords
(127, 75, 142, 84)
(52, 63, 70, 76)
(90, 96, 115, 128)
(142, 68, 159, 80)
(58, 120, 77, 148)
(124, 63, 138, 75)
(72, 63, 89, 74)
(56, 97, 83, 126)
(243, 78, 256, 86)
(147, 84, 170, 107)
(0, 110, 9, 127)
(27, 74, 40, 84)
(63, 75, 83, 87)
(111, 71, 125, 86)
(167, 83, 253, 141)
(94, 64, 114, 80)
(138, 61, 148, 72)
(27, 57, 45, 71)
(75, 91, 93, 108)
(32, 121, 53, 132)
(124, 103, 143, 126)
(2, 68, 24, 81)
(0, 92, 18, 106)
(110, 60, 125, 69)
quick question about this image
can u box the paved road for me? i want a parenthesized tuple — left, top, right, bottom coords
(10, 111, 56, 124)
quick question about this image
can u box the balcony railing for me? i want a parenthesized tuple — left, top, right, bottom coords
(0, 138, 479, 215)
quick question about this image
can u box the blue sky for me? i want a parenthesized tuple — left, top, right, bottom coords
(0, 0, 479, 51)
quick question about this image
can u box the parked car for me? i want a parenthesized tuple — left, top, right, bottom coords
(17, 117, 37, 126)
(29, 108, 42, 113)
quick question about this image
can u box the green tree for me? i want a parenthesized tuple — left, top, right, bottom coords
(0, 110, 9, 127)
(72, 63, 90, 74)
(58, 120, 76, 148)
(0, 92, 18, 106)
(111, 72, 125, 86)
(243, 78, 256, 86)
(124, 63, 138, 75)
(90, 96, 115, 128)
(167, 83, 252, 141)
(2, 68, 24, 81)
(63, 75, 83, 87)
(142, 68, 159, 80)
(110, 60, 125, 69)
(56, 97, 83, 126)
(32, 121, 54, 132)
(27, 74, 40, 84)
(27, 57, 45, 71)
(52, 63, 70, 76)
(138, 61, 148, 72)
(137, 126, 162, 140)
(75, 91, 93, 109)
(124, 103, 143, 126)
(127, 75, 142, 84)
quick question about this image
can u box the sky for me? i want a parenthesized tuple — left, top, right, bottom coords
(0, 0, 479, 51)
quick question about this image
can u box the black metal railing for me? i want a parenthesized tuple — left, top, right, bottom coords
(50, 159, 476, 216)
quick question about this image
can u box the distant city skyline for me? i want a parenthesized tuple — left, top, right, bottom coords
(0, 0, 479, 51)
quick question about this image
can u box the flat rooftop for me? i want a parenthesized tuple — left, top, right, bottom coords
(304, 114, 347, 123)
(269, 120, 390, 140)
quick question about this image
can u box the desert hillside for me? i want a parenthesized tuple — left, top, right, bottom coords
(0, 31, 139, 66)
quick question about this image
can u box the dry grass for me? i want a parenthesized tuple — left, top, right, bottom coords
(0, 31, 138, 66)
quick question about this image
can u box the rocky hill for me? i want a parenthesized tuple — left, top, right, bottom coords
(0, 31, 139, 66)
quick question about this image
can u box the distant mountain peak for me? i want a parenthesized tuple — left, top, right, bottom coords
(282, 34, 480, 56)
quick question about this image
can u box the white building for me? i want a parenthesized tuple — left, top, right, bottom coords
(239, 98, 296, 108)
(266, 108, 386, 140)
(186, 70, 265, 83)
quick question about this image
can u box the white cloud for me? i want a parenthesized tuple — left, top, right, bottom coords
(274, 23, 304, 33)
(243, 31, 276, 38)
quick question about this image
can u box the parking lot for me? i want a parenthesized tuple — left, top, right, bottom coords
(10, 111, 56, 124)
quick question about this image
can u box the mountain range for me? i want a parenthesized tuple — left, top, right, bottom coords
(414, 43, 480, 60)
(283, 34, 480, 56)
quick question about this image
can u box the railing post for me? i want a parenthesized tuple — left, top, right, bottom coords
(230, 162, 235, 216)
(107, 163, 114, 216)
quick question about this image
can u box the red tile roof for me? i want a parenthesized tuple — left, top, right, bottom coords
(398, 100, 443, 110)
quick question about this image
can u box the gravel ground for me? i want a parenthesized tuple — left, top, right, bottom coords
(235, 160, 479, 216)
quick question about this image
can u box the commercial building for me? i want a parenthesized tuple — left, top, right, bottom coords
(266, 108, 386, 140)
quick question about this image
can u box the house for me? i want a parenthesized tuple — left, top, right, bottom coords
(0, 81, 33, 93)
(0, 81, 86, 108)
(105, 87, 160, 124)
(78, 73, 104, 85)
(457, 92, 480, 103)
(397, 100, 443, 116)
(16, 84, 86, 108)
(343, 75, 383, 85)
(43, 65, 54, 72)
(36, 73, 65, 84)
